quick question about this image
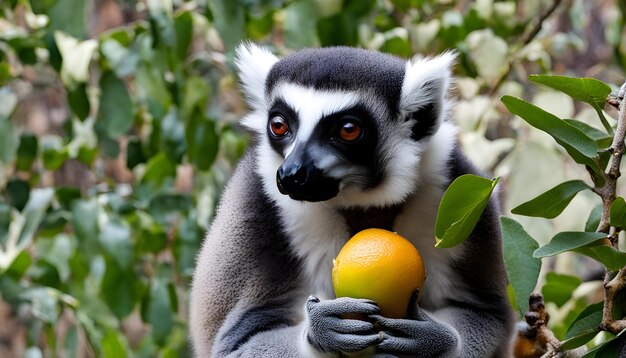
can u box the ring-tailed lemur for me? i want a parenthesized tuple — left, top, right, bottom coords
(189, 43, 514, 357)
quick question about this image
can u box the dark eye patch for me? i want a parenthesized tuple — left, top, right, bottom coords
(267, 98, 298, 155)
(315, 105, 378, 167)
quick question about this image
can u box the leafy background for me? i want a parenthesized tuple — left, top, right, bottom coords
(0, 0, 625, 356)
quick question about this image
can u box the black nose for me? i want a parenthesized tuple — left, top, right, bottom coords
(276, 162, 339, 202)
(276, 164, 310, 195)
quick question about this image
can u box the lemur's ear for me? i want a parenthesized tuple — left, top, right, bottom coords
(235, 42, 279, 110)
(399, 52, 456, 141)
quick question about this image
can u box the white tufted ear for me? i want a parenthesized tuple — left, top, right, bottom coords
(235, 42, 279, 110)
(399, 51, 456, 118)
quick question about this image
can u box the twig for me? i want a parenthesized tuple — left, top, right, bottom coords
(487, 0, 564, 97)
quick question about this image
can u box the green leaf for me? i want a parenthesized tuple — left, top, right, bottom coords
(610, 197, 626, 229)
(581, 330, 623, 358)
(185, 111, 219, 171)
(49, 0, 87, 39)
(67, 83, 90, 121)
(15, 133, 38, 171)
(142, 278, 175, 344)
(98, 221, 132, 269)
(141, 153, 176, 189)
(126, 136, 147, 169)
(18, 188, 55, 247)
(181, 76, 210, 119)
(566, 301, 603, 340)
(207, 0, 245, 52)
(585, 204, 603, 232)
(97, 71, 134, 138)
(542, 273, 581, 307)
(501, 96, 599, 159)
(100, 39, 139, 78)
(174, 11, 193, 60)
(160, 109, 186, 164)
(529, 75, 611, 112)
(7, 179, 30, 212)
(435, 175, 499, 248)
(102, 328, 128, 358)
(511, 180, 590, 219)
(71, 199, 99, 255)
(100, 259, 137, 319)
(0, 119, 18, 163)
(563, 119, 612, 148)
(574, 244, 626, 272)
(534, 232, 607, 258)
(317, 13, 359, 46)
(284, 0, 318, 49)
(561, 330, 600, 351)
(41, 143, 69, 171)
(136, 63, 171, 119)
(500, 217, 541, 316)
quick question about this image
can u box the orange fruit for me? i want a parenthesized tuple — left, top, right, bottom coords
(332, 228, 426, 318)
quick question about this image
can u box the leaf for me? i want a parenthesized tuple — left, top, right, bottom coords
(141, 277, 175, 344)
(97, 71, 134, 138)
(529, 75, 611, 112)
(500, 217, 541, 316)
(585, 204, 603, 232)
(533, 232, 607, 258)
(574, 244, 626, 272)
(501, 96, 599, 159)
(542, 273, 581, 308)
(98, 221, 132, 269)
(185, 111, 219, 171)
(15, 133, 38, 171)
(67, 83, 90, 121)
(512, 180, 590, 219)
(566, 301, 603, 340)
(100, 259, 137, 319)
(207, 0, 245, 52)
(174, 11, 193, 60)
(71, 199, 99, 255)
(0, 119, 18, 163)
(435, 175, 499, 248)
(100, 39, 139, 78)
(284, 0, 318, 49)
(140, 153, 176, 189)
(135, 63, 171, 119)
(18, 188, 55, 248)
(49, 0, 87, 39)
(102, 328, 128, 358)
(610, 197, 626, 229)
(563, 119, 612, 148)
(561, 330, 600, 351)
(581, 330, 624, 358)
(7, 179, 30, 212)
(160, 109, 186, 164)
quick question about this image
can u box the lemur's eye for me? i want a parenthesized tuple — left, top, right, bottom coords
(338, 121, 362, 142)
(269, 116, 289, 137)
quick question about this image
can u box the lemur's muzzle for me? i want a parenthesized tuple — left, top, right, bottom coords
(276, 150, 339, 202)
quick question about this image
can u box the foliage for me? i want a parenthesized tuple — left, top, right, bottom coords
(0, 0, 625, 356)
(501, 75, 626, 355)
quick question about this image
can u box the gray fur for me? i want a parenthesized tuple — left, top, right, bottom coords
(189, 45, 514, 357)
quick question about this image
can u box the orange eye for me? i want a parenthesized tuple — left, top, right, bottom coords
(269, 116, 289, 137)
(339, 121, 362, 142)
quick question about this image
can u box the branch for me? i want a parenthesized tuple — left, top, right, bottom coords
(597, 81, 626, 336)
(488, 0, 564, 97)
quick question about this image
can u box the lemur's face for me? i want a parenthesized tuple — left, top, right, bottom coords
(236, 44, 454, 207)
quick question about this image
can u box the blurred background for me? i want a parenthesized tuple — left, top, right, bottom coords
(0, 0, 625, 356)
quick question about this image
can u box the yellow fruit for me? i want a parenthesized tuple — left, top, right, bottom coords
(332, 228, 426, 318)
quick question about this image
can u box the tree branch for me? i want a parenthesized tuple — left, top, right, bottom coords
(597, 82, 626, 336)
